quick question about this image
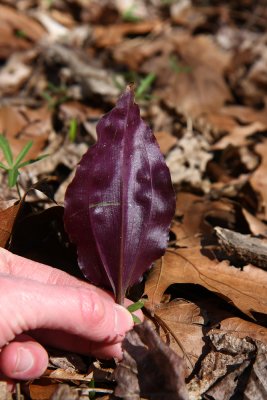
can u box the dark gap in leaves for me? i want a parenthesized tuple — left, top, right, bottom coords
(229, 362, 254, 400)
(52, 109, 65, 134)
(169, 229, 177, 243)
(125, 31, 151, 39)
(53, 163, 72, 188)
(9, 206, 82, 279)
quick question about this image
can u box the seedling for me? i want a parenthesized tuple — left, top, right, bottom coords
(64, 86, 175, 306)
(114, 72, 156, 101)
(68, 118, 78, 142)
(0, 134, 48, 193)
(135, 72, 156, 100)
(127, 300, 145, 324)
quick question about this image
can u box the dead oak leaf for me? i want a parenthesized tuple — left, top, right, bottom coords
(150, 300, 206, 376)
(145, 248, 267, 318)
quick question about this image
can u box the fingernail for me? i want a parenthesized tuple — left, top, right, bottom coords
(14, 347, 34, 374)
(114, 304, 133, 335)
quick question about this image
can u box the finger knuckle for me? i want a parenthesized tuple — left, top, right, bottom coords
(77, 288, 107, 327)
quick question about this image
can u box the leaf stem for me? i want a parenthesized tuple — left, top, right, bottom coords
(116, 289, 124, 306)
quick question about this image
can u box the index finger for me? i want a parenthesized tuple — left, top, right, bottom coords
(0, 248, 109, 295)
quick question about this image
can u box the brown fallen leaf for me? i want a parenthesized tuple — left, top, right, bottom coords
(0, 4, 45, 58)
(226, 34, 267, 107)
(145, 248, 267, 317)
(213, 120, 266, 149)
(241, 208, 267, 236)
(0, 200, 21, 247)
(149, 300, 206, 376)
(250, 139, 267, 220)
(211, 317, 267, 346)
(114, 320, 189, 400)
(172, 192, 238, 247)
(29, 380, 59, 400)
(155, 131, 177, 156)
(92, 20, 162, 48)
(0, 106, 51, 162)
(143, 33, 232, 118)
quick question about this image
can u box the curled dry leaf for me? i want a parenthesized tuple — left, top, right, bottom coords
(187, 333, 267, 400)
(145, 248, 267, 317)
(114, 320, 189, 400)
(64, 87, 175, 304)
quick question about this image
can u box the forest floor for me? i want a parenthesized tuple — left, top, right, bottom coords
(1, 0, 267, 399)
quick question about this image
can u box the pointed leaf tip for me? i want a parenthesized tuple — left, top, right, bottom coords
(64, 88, 176, 303)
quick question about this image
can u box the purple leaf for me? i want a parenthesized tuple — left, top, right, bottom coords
(64, 86, 175, 304)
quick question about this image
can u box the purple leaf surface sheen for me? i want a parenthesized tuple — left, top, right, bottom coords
(64, 86, 176, 305)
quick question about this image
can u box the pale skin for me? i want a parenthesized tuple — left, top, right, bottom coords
(0, 248, 140, 382)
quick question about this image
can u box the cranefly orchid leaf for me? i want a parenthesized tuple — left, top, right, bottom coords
(64, 86, 175, 305)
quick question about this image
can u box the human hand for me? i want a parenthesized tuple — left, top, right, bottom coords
(0, 248, 138, 381)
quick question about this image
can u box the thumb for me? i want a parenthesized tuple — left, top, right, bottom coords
(0, 334, 48, 380)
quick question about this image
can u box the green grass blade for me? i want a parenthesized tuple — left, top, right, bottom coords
(13, 141, 33, 168)
(69, 118, 78, 142)
(0, 161, 8, 170)
(136, 73, 156, 99)
(0, 135, 13, 165)
(17, 153, 48, 169)
(8, 168, 19, 187)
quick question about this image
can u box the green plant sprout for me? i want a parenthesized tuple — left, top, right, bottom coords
(0, 134, 48, 193)
(127, 300, 144, 324)
(135, 72, 156, 100)
(68, 118, 78, 142)
(122, 5, 141, 22)
(114, 72, 156, 101)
